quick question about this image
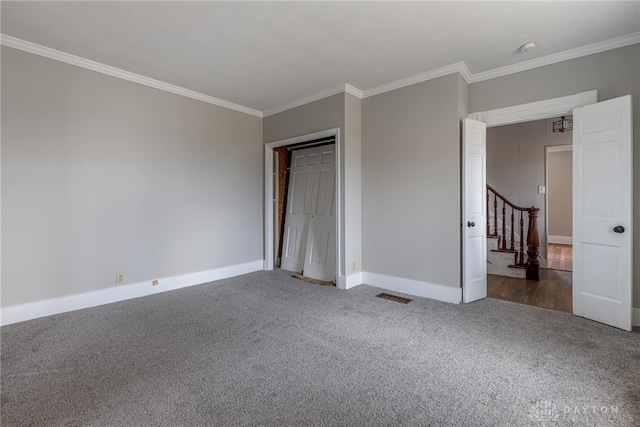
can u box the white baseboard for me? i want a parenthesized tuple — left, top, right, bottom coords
(361, 272, 461, 304)
(633, 308, 640, 327)
(548, 235, 573, 245)
(5, 261, 629, 326)
(337, 272, 363, 290)
(1, 260, 264, 326)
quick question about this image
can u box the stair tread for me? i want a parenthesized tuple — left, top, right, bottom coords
(491, 249, 518, 254)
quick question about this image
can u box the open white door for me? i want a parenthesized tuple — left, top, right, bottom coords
(303, 147, 336, 282)
(463, 118, 487, 303)
(573, 95, 633, 331)
(280, 146, 323, 273)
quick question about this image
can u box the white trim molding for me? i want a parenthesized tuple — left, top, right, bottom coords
(264, 128, 342, 280)
(362, 62, 472, 98)
(362, 272, 462, 304)
(263, 84, 363, 117)
(0, 260, 264, 326)
(0, 34, 263, 118)
(264, 128, 339, 149)
(547, 145, 573, 153)
(3, 32, 638, 120)
(344, 83, 363, 99)
(267, 33, 638, 110)
(548, 235, 573, 245)
(468, 90, 598, 127)
(469, 32, 640, 83)
(338, 272, 363, 290)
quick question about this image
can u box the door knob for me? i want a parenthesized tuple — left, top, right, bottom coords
(467, 221, 475, 227)
(613, 225, 625, 233)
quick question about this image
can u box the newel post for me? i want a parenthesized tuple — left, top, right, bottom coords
(525, 207, 540, 281)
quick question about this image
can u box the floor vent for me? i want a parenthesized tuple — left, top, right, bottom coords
(376, 293, 413, 304)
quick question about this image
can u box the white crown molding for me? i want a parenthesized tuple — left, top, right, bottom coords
(272, 32, 637, 109)
(458, 61, 473, 84)
(3, 32, 638, 119)
(263, 84, 357, 117)
(362, 62, 471, 99)
(0, 34, 263, 118)
(469, 32, 640, 83)
(344, 83, 363, 99)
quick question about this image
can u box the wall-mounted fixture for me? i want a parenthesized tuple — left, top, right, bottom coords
(553, 116, 573, 133)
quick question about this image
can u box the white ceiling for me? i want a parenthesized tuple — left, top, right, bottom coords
(2, 1, 639, 115)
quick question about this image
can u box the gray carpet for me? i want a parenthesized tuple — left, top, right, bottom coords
(1, 269, 639, 426)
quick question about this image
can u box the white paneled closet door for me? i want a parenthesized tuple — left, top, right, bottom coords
(280, 144, 336, 282)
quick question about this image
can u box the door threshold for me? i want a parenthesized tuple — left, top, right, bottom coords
(293, 274, 336, 287)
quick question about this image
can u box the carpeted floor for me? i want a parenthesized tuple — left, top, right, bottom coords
(2, 269, 639, 426)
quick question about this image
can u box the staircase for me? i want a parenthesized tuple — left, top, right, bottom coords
(486, 184, 541, 281)
(487, 236, 525, 278)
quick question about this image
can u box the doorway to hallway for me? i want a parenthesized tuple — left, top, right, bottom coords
(487, 270, 572, 313)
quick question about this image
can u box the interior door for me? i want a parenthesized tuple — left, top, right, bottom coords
(463, 118, 487, 303)
(280, 144, 336, 280)
(302, 147, 337, 282)
(573, 95, 633, 331)
(280, 147, 320, 273)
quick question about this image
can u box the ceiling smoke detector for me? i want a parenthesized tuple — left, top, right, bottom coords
(520, 42, 537, 53)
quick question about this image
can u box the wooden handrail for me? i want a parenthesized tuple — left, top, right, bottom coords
(486, 184, 532, 211)
(486, 184, 540, 281)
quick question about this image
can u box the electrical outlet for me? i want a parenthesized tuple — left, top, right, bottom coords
(352, 261, 357, 272)
(152, 280, 159, 286)
(116, 272, 125, 284)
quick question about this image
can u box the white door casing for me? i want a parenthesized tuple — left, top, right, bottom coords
(303, 148, 337, 281)
(463, 118, 487, 303)
(573, 95, 633, 331)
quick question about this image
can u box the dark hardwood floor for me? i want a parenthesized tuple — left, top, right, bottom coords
(487, 243, 573, 313)
(547, 243, 573, 271)
(487, 269, 572, 313)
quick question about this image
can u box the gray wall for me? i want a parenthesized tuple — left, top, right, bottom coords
(486, 118, 573, 257)
(1, 47, 263, 307)
(470, 43, 640, 308)
(362, 74, 463, 288)
(263, 94, 345, 144)
(547, 150, 573, 238)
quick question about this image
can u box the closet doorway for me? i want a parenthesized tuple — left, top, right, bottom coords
(279, 142, 336, 282)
